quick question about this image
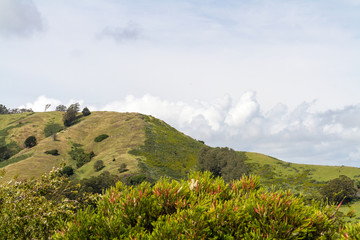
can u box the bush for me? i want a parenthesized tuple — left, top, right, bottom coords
(24, 136, 37, 148)
(118, 163, 128, 173)
(0, 167, 79, 239)
(68, 144, 95, 168)
(94, 160, 105, 171)
(53, 171, 347, 239)
(61, 165, 74, 176)
(82, 107, 91, 116)
(44, 149, 59, 156)
(94, 134, 109, 143)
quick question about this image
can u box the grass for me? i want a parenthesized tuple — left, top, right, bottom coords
(0, 112, 146, 182)
(128, 115, 205, 181)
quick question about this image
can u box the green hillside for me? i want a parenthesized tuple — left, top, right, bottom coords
(1, 111, 360, 186)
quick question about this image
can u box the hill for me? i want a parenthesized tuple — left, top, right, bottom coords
(1, 111, 360, 185)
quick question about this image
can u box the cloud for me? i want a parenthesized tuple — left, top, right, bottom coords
(97, 21, 141, 43)
(0, 0, 43, 38)
(20, 93, 360, 167)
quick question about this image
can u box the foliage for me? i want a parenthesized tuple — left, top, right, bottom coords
(68, 144, 95, 168)
(61, 165, 74, 176)
(44, 122, 63, 137)
(45, 149, 59, 156)
(94, 160, 105, 171)
(94, 134, 109, 142)
(79, 171, 118, 194)
(198, 146, 249, 182)
(0, 153, 32, 168)
(82, 107, 91, 116)
(56, 105, 67, 112)
(0, 167, 79, 239)
(0, 104, 9, 114)
(129, 115, 204, 181)
(53, 171, 350, 239)
(321, 175, 358, 204)
(24, 135, 37, 148)
(63, 103, 80, 127)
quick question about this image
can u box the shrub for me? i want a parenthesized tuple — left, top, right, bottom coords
(61, 165, 74, 176)
(68, 144, 95, 168)
(24, 136, 37, 148)
(82, 107, 91, 116)
(94, 134, 109, 143)
(53, 171, 346, 239)
(0, 167, 79, 239)
(44, 149, 59, 156)
(118, 163, 128, 173)
(94, 160, 105, 171)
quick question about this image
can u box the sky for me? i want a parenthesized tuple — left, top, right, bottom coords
(1, 0, 360, 166)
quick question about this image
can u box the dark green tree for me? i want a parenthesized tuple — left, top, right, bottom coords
(24, 136, 37, 148)
(82, 107, 91, 116)
(197, 146, 248, 182)
(94, 160, 105, 171)
(63, 103, 80, 127)
(80, 171, 118, 194)
(320, 175, 358, 204)
(55, 105, 67, 112)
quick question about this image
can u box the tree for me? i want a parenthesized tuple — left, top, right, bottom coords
(197, 146, 248, 182)
(94, 160, 105, 171)
(24, 136, 37, 148)
(0, 104, 9, 114)
(320, 175, 358, 204)
(82, 107, 91, 116)
(63, 103, 80, 127)
(55, 105, 67, 112)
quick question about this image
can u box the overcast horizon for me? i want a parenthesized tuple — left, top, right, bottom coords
(1, 0, 360, 167)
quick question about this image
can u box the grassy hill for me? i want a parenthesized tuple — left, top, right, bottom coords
(1, 111, 360, 185)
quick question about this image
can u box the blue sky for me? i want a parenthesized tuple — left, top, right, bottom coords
(1, 0, 360, 166)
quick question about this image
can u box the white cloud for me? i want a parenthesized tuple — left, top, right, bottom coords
(18, 93, 360, 167)
(0, 0, 43, 38)
(19, 96, 61, 112)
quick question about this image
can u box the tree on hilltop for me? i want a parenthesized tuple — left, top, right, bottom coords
(63, 103, 80, 127)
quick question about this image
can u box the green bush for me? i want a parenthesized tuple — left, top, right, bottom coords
(61, 166, 74, 176)
(94, 160, 105, 171)
(118, 163, 128, 173)
(24, 136, 37, 148)
(82, 107, 91, 116)
(94, 134, 109, 142)
(44, 149, 59, 156)
(53, 172, 347, 239)
(0, 167, 79, 239)
(68, 144, 95, 168)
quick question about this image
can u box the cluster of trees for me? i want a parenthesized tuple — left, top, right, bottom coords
(0, 104, 33, 114)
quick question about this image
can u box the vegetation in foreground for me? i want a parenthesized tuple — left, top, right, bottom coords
(1, 168, 360, 239)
